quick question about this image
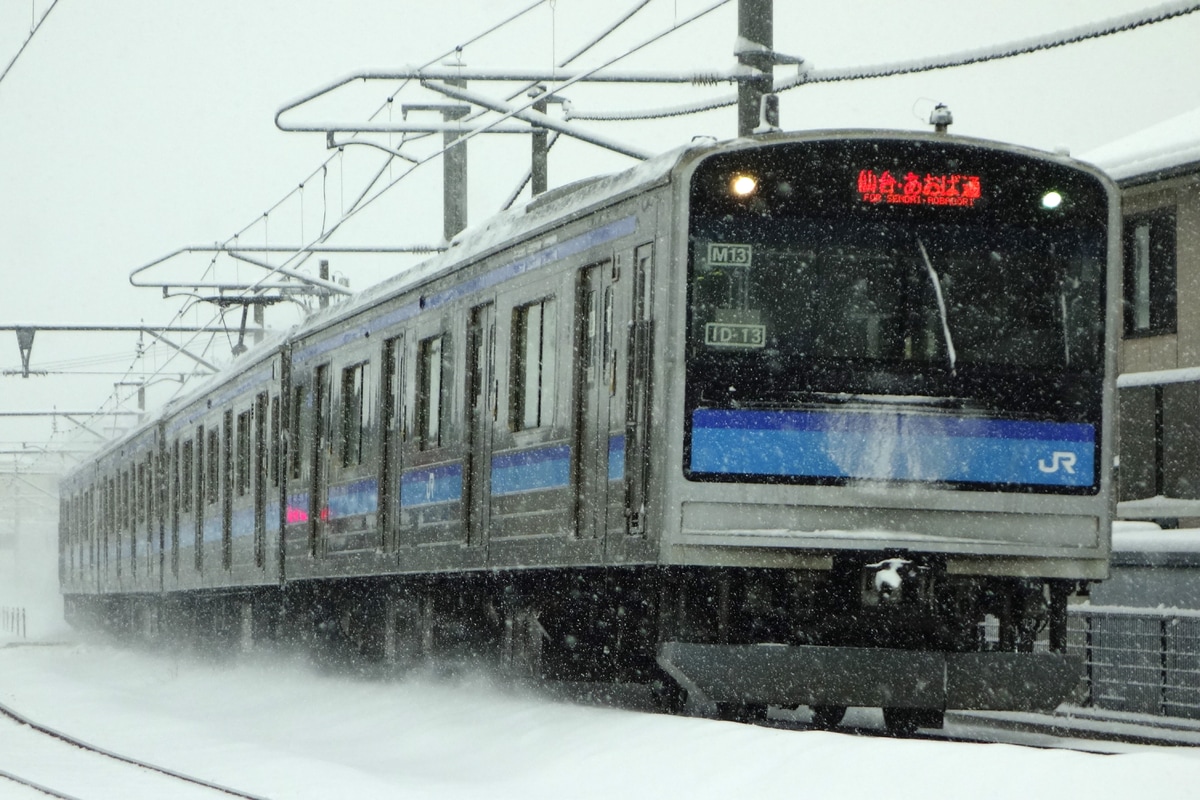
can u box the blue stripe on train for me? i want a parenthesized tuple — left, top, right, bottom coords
(690, 409, 1095, 487)
(608, 435, 625, 482)
(490, 437, 625, 495)
(232, 507, 254, 539)
(491, 446, 570, 496)
(328, 478, 379, 519)
(400, 464, 463, 507)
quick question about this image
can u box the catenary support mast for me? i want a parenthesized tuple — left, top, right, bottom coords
(737, 0, 773, 137)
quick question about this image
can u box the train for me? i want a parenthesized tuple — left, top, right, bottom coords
(59, 129, 1119, 734)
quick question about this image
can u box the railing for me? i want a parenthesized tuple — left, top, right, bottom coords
(1068, 606, 1200, 720)
(1, 606, 27, 639)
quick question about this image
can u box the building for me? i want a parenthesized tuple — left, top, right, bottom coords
(1082, 107, 1200, 524)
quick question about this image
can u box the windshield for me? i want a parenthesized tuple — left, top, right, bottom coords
(690, 219, 1104, 372)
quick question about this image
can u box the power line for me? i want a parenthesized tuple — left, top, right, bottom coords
(95, 1, 562, 433)
(798, 0, 1200, 85)
(572, 0, 1200, 121)
(0, 0, 61, 90)
(292, 0, 733, 247)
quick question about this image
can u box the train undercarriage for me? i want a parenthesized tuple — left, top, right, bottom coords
(64, 557, 1084, 736)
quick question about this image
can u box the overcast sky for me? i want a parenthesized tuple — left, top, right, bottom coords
(1, 0, 1198, 466)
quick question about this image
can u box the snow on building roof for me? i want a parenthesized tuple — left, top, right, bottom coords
(1080, 106, 1200, 184)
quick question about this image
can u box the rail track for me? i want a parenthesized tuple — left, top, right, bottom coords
(543, 679, 1200, 752)
(0, 698, 269, 800)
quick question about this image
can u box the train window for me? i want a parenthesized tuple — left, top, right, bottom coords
(1124, 207, 1176, 337)
(124, 470, 135, 571)
(237, 409, 252, 497)
(603, 287, 615, 397)
(224, 410, 234, 494)
(136, 464, 145, 526)
(511, 298, 557, 430)
(290, 385, 304, 480)
(181, 439, 194, 513)
(255, 393, 268, 493)
(145, 456, 154, 528)
(122, 470, 131, 531)
(108, 477, 116, 560)
(207, 427, 220, 505)
(341, 361, 370, 466)
(148, 457, 155, 524)
(145, 457, 153, 526)
(417, 335, 445, 449)
(270, 395, 281, 488)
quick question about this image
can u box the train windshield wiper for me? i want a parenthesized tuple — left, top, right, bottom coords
(917, 237, 956, 372)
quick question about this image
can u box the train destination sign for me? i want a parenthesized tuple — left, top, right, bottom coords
(856, 169, 982, 207)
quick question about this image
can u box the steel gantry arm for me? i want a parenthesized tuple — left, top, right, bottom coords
(1, 324, 261, 379)
(129, 245, 442, 296)
(272, 1, 750, 160)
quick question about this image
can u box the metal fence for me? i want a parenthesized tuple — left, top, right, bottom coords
(1, 606, 26, 639)
(1068, 606, 1200, 720)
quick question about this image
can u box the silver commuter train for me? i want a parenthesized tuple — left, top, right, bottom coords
(59, 129, 1119, 733)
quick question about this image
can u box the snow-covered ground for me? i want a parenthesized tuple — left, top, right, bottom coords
(1, 625, 1198, 800)
(4, 519, 1200, 798)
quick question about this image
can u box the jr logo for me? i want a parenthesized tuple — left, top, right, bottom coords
(1038, 451, 1077, 475)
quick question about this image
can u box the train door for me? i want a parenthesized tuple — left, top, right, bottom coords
(222, 410, 234, 571)
(381, 335, 404, 551)
(625, 243, 654, 537)
(194, 429, 205, 575)
(170, 440, 181, 582)
(574, 262, 615, 541)
(466, 303, 496, 549)
(310, 364, 331, 558)
(253, 392, 268, 570)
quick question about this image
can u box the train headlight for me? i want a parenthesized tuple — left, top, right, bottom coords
(730, 173, 758, 198)
(1041, 190, 1064, 210)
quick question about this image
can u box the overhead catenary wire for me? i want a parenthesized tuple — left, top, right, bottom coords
(316, 0, 733, 241)
(571, 0, 1200, 121)
(91, 0, 724, 450)
(178, 0, 557, 303)
(146, 0, 656, 313)
(0, 0, 60, 90)
(218, 0, 726, 317)
(216, 0, 552, 261)
(65, 3, 569, 460)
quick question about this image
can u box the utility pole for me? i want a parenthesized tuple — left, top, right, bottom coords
(530, 85, 549, 197)
(737, 0, 774, 138)
(443, 79, 469, 240)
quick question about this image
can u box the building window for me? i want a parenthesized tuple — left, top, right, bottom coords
(417, 335, 445, 449)
(1124, 208, 1176, 336)
(512, 298, 556, 430)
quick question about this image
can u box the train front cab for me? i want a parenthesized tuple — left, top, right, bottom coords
(652, 133, 1120, 728)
